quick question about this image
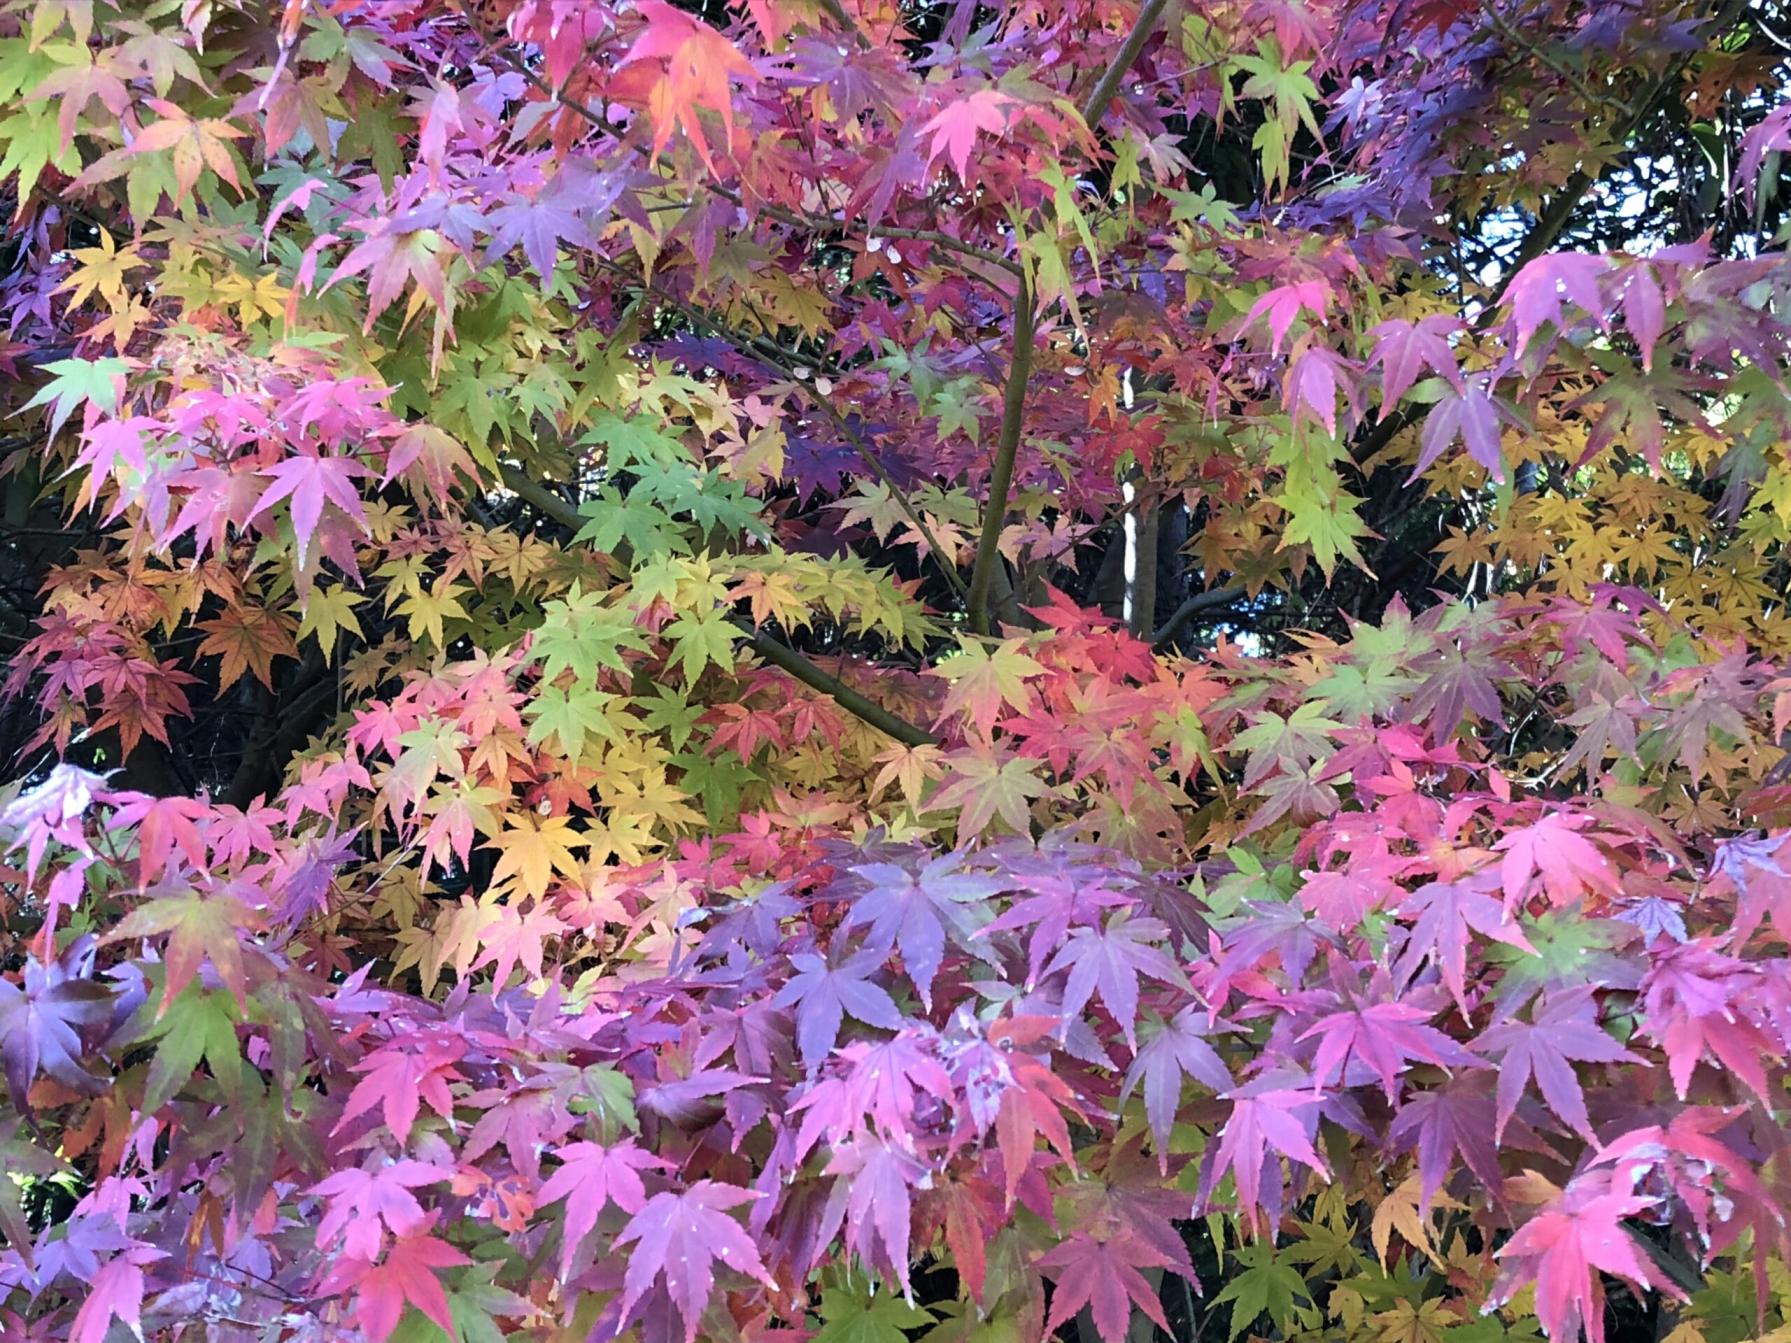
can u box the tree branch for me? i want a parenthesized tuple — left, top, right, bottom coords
(967, 279, 1036, 634)
(495, 464, 938, 745)
(741, 633, 936, 745)
(1079, 0, 1170, 126)
(1151, 584, 1246, 648)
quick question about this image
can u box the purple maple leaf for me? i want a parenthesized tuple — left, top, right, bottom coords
(841, 852, 1005, 1007)
(773, 949, 906, 1067)
(1043, 914, 1188, 1049)
(1473, 987, 1637, 1140)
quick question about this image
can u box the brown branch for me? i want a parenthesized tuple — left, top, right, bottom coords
(495, 464, 938, 745)
(1079, 0, 1170, 126)
(1151, 584, 1246, 648)
(966, 278, 1036, 635)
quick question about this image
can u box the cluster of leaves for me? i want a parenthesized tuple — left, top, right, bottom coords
(6, 594, 1791, 1343)
(2, 0, 1791, 1341)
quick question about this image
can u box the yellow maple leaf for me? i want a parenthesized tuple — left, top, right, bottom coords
(395, 577, 470, 649)
(297, 585, 365, 665)
(488, 813, 589, 900)
(1370, 1171, 1463, 1270)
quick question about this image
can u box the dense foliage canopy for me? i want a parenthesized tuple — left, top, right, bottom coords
(3, 1, 1791, 1341)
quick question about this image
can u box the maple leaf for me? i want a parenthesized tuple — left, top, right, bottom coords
(320, 1229, 472, 1343)
(1495, 813, 1619, 913)
(1473, 988, 1636, 1141)
(926, 744, 1048, 837)
(811, 1286, 934, 1343)
(107, 885, 260, 1012)
(70, 1244, 167, 1343)
(195, 603, 297, 690)
(841, 853, 1004, 1006)
(120, 99, 246, 204)
(394, 577, 471, 651)
(488, 813, 588, 900)
(310, 1160, 448, 1259)
(334, 1033, 467, 1142)
(619, 0, 761, 167)
(1638, 941, 1779, 1101)
(930, 637, 1043, 737)
(1121, 1005, 1233, 1156)
(822, 1136, 929, 1296)
(614, 1182, 773, 1343)
(537, 1140, 669, 1277)
(1387, 1071, 1505, 1213)
(1503, 252, 1611, 356)
(1371, 1170, 1464, 1269)
(249, 452, 371, 569)
(0, 961, 112, 1108)
(475, 899, 570, 988)
(921, 89, 1015, 180)
(1414, 374, 1508, 482)
(1043, 913, 1188, 1048)
(1395, 871, 1537, 1011)
(773, 948, 906, 1067)
(1242, 279, 1331, 354)
(296, 585, 365, 665)
(1211, 1239, 1312, 1342)
(1367, 315, 1464, 415)
(1299, 994, 1476, 1100)
(1488, 1171, 1681, 1343)
(1199, 1071, 1330, 1229)
(1037, 1229, 1176, 1343)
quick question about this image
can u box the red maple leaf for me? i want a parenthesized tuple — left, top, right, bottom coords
(319, 1229, 472, 1343)
(1037, 1230, 1175, 1343)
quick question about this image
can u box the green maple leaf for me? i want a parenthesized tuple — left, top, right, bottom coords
(1212, 1241, 1311, 1342)
(133, 987, 243, 1113)
(1309, 662, 1414, 720)
(638, 683, 704, 750)
(525, 684, 617, 759)
(1279, 477, 1371, 576)
(575, 486, 686, 557)
(672, 748, 757, 827)
(533, 589, 647, 681)
(812, 1286, 934, 1343)
(1483, 912, 1639, 1015)
(665, 609, 737, 684)
(583, 411, 683, 469)
(23, 356, 129, 443)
